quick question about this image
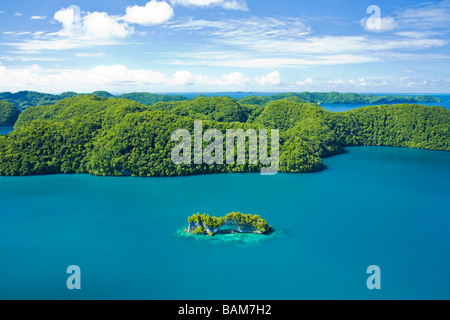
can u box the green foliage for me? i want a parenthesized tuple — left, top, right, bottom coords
(91, 91, 115, 99)
(0, 101, 21, 127)
(326, 104, 450, 151)
(0, 90, 187, 112)
(14, 94, 250, 126)
(117, 92, 188, 105)
(149, 96, 251, 123)
(0, 90, 441, 127)
(224, 212, 271, 233)
(59, 92, 79, 99)
(191, 226, 207, 235)
(237, 92, 442, 106)
(0, 95, 448, 177)
(255, 100, 325, 131)
(279, 117, 342, 173)
(0, 91, 62, 110)
(14, 95, 148, 128)
(0, 117, 102, 175)
(188, 212, 271, 233)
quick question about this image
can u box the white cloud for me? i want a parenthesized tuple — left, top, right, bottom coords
(327, 79, 345, 85)
(168, 16, 445, 63)
(394, 31, 439, 38)
(124, 1, 174, 26)
(31, 16, 47, 20)
(14, 13, 22, 17)
(222, 0, 248, 11)
(169, 17, 311, 39)
(7, 3, 182, 53)
(296, 78, 313, 86)
(395, 0, 450, 30)
(2, 63, 442, 92)
(170, 54, 381, 68)
(54, 7, 81, 33)
(75, 52, 106, 58)
(172, 0, 223, 6)
(170, 71, 250, 86)
(81, 65, 168, 85)
(0, 64, 280, 92)
(170, 0, 248, 11)
(326, 78, 389, 88)
(361, 1, 450, 33)
(215, 72, 250, 86)
(360, 1, 450, 34)
(361, 16, 398, 32)
(2, 31, 32, 37)
(170, 70, 195, 85)
(398, 76, 434, 88)
(358, 78, 368, 86)
(53, 6, 133, 39)
(5, 6, 134, 53)
(7, 36, 120, 53)
(0, 64, 168, 91)
(83, 12, 133, 39)
(254, 71, 281, 86)
(0, 55, 62, 62)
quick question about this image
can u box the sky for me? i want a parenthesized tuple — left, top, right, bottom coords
(0, 0, 449, 94)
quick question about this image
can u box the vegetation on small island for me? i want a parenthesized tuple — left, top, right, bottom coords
(0, 92, 448, 176)
(187, 212, 272, 236)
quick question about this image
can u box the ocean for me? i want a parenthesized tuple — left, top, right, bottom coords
(0, 146, 449, 299)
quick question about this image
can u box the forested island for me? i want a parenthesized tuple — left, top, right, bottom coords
(0, 90, 187, 110)
(0, 92, 448, 176)
(0, 90, 442, 111)
(187, 213, 272, 236)
(0, 101, 21, 127)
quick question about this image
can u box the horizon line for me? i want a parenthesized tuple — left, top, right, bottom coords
(1, 90, 449, 96)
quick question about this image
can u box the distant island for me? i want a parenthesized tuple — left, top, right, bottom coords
(0, 90, 187, 111)
(0, 92, 448, 177)
(0, 90, 442, 111)
(187, 213, 272, 236)
(0, 89, 443, 129)
(0, 101, 21, 127)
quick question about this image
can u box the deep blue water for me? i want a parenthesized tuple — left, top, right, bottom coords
(322, 100, 450, 112)
(0, 146, 449, 300)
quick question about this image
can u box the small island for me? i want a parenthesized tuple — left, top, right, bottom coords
(187, 212, 272, 236)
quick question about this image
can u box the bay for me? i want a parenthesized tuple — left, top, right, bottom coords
(0, 146, 449, 299)
(0, 127, 13, 135)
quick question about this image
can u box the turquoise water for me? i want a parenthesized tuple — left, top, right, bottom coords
(0, 146, 449, 300)
(0, 127, 13, 135)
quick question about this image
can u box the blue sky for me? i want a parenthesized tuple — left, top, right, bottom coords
(0, 0, 449, 93)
